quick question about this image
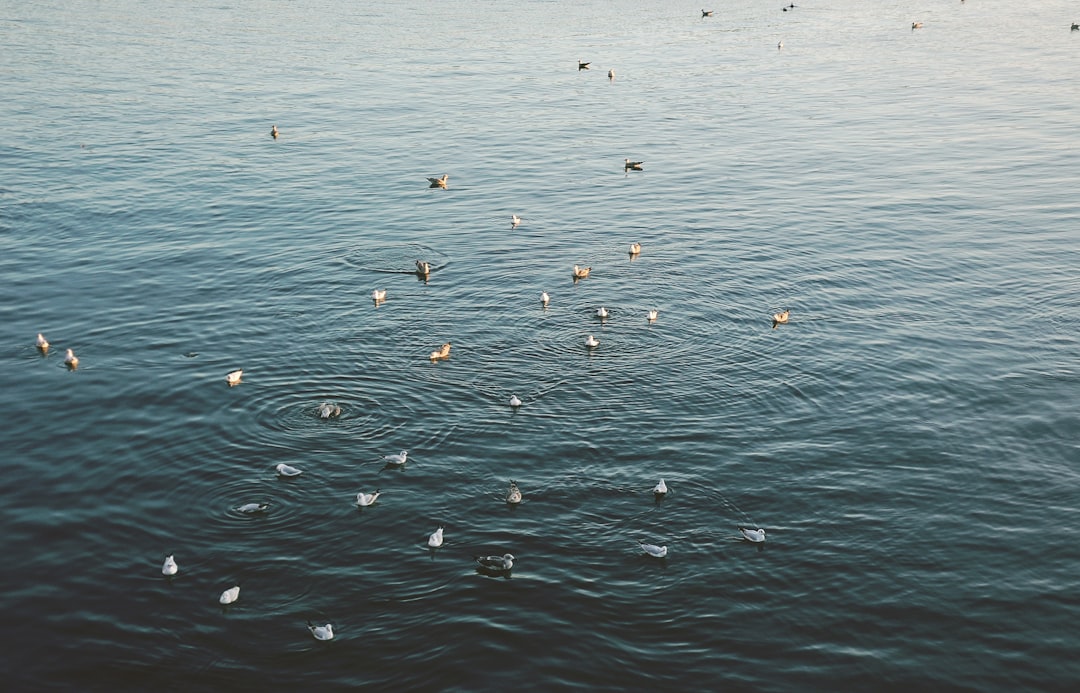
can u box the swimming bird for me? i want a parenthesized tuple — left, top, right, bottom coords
(382, 450, 408, 466)
(275, 463, 302, 477)
(429, 342, 451, 361)
(509, 394, 522, 408)
(427, 174, 448, 188)
(647, 309, 659, 322)
(162, 555, 178, 576)
(511, 214, 521, 228)
(1073, 23, 1079, 31)
(506, 480, 522, 504)
(772, 309, 790, 327)
(572, 265, 592, 279)
(578, 59, 590, 70)
(270, 124, 278, 138)
(225, 369, 242, 384)
(595, 306, 609, 319)
(653, 479, 668, 495)
(219, 585, 240, 605)
(356, 488, 381, 506)
(416, 259, 431, 276)
(371, 288, 387, 302)
(629, 242, 641, 255)
(36, 333, 49, 351)
(608, 69, 615, 80)
(702, 10, 713, 17)
(428, 525, 444, 548)
(912, 22, 923, 29)
(778, 40, 783, 50)
(237, 502, 269, 514)
(639, 541, 668, 558)
(475, 553, 515, 572)
(64, 348, 79, 368)
(624, 158, 644, 171)
(584, 334, 599, 348)
(317, 402, 341, 419)
(739, 526, 766, 543)
(308, 622, 334, 641)
(540, 291, 550, 307)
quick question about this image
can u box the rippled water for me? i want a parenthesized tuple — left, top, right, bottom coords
(2, 0, 1079, 689)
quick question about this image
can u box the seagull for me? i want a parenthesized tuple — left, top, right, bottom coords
(772, 309, 790, 327)
(506, 480, 522, 504)
(702, 10, 714, 17)
(236, 502, 269, 514)
(572, 265, 592, 279)
(429, 342, 451, 361)
(275, 463, 302, 477)
(511, 214, 521, 228)
(595, 307, 609, 319)
(308, 622, 334, 641)
(778, 40, 783, 50)
(356, 488, 381, 506)
(912, 22, 923, 29)
(585, 334, 599, 348)
(36, 333, 49, 351)
(629, 242, 641, 255)
(317, 402, 341, 419)
(540, 291, 550, 307)
(740, 526, 766, 543)
(624, 159, 644, 171)
(639, 541, 668, 558)
(270, 124, 278, 138)
(475, 553, 515, 572)
(416, 259, 431, 276)
(1073, 23, 1079, 31)
(64, 348, 79, 368)
(647, 309, 659, 322)
(371, 288, 387, 302)
(382, 450, 408, 465)
(225, 369, 242, 384)
(426, 174, 448, 188)
(162, 555, 178, 576)
(219, 585, 240, 605)
(608, 69, 615, 80)
(509, 394, 522, 408)
(653, 479, 668, 495)
(578, 59, 590, 70)
(428, 525, 444, 548)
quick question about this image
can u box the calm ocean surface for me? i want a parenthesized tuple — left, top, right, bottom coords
(2, 0, 1078, 690)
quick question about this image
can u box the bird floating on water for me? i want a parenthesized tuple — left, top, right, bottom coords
(219, 585, 240, 605)
(1073, 23, 1079, 31)
(36, 333, 49, 351)
(912, 22, 923, 29)
(237, 502, 269, 514)
(624, 159, 644, 171)
(162, 554, 178, 576)
(225, 369, 242, 385)
(416, 259, 431, 277)
(371, 288, 387, 302)
(740, 526, 766, 543)
(64, 348, 79, 369)
(572, 265, 592, 279)
(506, 480, 522, 504)
(629, 242, 641, 256)
(584, 334, 600, 349)
(428, 525, 444, 548)
(772, 309, 790, 327)
(608, 69, 615, 80)
(429, 342, 451, 361)
(578, 59, 590, 70)
(426, 174, 448, 188)
(356, 489, 381, 507)
(540, 291, 550, 307)
(317, 402, 341, 419)
(270, 124, 278, 139)
(511, 214, 521, 229)
(778, 40, 784, 50)
(475, 553, 515, 572)
(639, 541, 668, 558)
(653, 479, 668, 495)
(308, 622, 334, 641)
(275, 463, 303, 477)
(702, 10, 714, 18)
(595, 307, 609, 319)
(647, 309, 659, 322)
(382, 450, 408, 466)
(509, 394, 522, 408)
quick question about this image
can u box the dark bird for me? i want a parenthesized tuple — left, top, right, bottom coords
(702, 10, 713, 17)
(578, 59, 590, 70)
(624, 158, 644, 171)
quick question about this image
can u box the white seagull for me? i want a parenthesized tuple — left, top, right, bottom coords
(428, 525, 444, 547)
(36, 333, 49, 351)
(371, 288, 387, 302)
(236, 502, 269, 514)
(540, 291, 550, 307)
(275, 463, 303, 477)
(639, 541, 668, 558)
(308, 622, 334, 641)
(511, 214, 521, 228)
(585, 334, 599, 348)
(629, 242, 641, 255)
(509, 394, 522, 408)
(653, 479, 668, 495)
(317, 402, 341, 419)
(382, 450, 408, 465)
(475, 553, 515, 572)
(647, 309, 659, 322)
(162, 554, 178, 576)
(64, 348, 79, 368)
(506, 480, 522, 504)
(595, 307, 609, 319)
(219, 585, 240, 605)
(225, 369, 242, 384)
(356, 488, 381, 507)
(416, 259, 431, 276)
(739, 526, 766, 543)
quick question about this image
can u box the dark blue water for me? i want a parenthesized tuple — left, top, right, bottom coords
(2, 1, 1079, 689)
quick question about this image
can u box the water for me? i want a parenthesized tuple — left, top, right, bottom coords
(2, 0, 1078, 689)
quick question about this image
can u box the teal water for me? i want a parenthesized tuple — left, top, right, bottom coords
(2, 1, 1079, 690)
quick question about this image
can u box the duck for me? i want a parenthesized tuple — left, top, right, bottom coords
(64, 348, 79, 368)
(595, 306, 609, 319)
(647, 309, 659, 322)
(382, 450, 408, 465)
(506, 480, 523, 504)
(911, 22, 923, 29)
(317, 402, 341, 419)
(772, 309, 790, 327)
(275, 463, 303, 477)
(509, 394, 522, 408)
(572, 265, 592, 279)
(162, 554, 178, 576)
(415, 259, 431, 276)
(653, 479, 668, 495)
(639, 541, 668, 558)
(584, 334, 600, 348)
(511, 214, 521, 228)
(429, 342, 451, 361)
(307, 622, 334, 641)
(426, 174, 448, 188)
(236, 502, 269, 514)
(540, 291, 550, 307)
(428, 525, 444, 548)
(219, 585, 240, 605)
(739, 526, 766, 543)
(371, 288, 387, 302)
(36, 333, 49, 351)
(225, 369, 243, 384)
(629, 242, 641, 255)
(578, 59, 590, 70)
(270, 124, 278, 138)
(475, 553, 515, 572)
(624, 158, 644, 171)
(702, 10, 714, 17)
(356, 488, 381, 507)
